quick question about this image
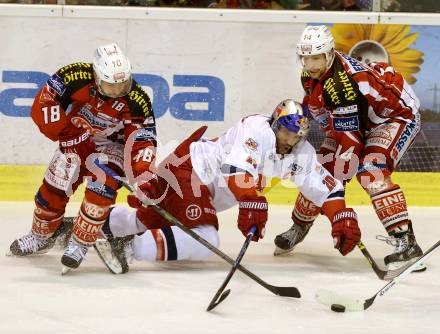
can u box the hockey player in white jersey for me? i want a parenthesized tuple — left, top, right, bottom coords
(94, 99, 361, 274)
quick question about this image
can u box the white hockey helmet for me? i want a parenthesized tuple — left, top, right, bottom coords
(92, 43, 132, 98)
(271, 99, 310, 138)
(296, 25, 335, 69)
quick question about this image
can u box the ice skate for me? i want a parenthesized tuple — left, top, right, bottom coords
(94, 235, 134, 274)
(54, 217, 74, 249)
(8, 217, 74, 257)
(61, 237, 89, 275)
(8, 231, 55, 256)
(274, 223, 312, 256)
(380, 224, 425, 272)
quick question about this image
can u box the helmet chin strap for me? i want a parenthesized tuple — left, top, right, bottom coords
(325, 49, 335, 69)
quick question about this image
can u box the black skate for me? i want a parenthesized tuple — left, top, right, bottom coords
(8, 217, 74, 257)
(274, 223, 312, 256)
(94, 235, 134, 274)
(8, 232, 56, 256)
(61, 237, 89, 275)
(53, 217, 74, 249)
(381, 225, 424, 272)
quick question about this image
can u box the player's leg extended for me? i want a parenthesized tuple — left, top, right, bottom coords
(356, 118, 422, 269)
(95, 159, 219, 273)
(9, 150, 82, 256)
(95, 206, 219, 274)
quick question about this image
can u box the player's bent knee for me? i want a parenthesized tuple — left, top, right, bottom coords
(172, 225, 219, 261)
(109, 206, 146, 237)
(358, 177, 395, 196)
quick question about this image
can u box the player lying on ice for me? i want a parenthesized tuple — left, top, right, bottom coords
(93, 99, 362, 274)
(9, 43, 158, 274)
(274, 25, 424, 271)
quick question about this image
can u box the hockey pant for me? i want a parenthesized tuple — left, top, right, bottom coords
(109, 206, 219, 261)
(32, 143, 124, 244)
(319, 116, 421, 235)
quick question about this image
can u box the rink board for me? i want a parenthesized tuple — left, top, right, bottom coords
(1, 164, 439, 206)
(1, 202, 439, 334)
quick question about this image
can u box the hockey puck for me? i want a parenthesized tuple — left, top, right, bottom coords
(330, 304, 346, 313)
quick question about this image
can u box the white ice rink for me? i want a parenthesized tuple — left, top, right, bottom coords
(1, 202, 439, 334)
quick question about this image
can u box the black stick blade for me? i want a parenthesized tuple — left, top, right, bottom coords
(206, 289, 232, 312)
(269, 286, 301, 298)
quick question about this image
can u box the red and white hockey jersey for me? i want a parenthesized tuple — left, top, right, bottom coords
(302, 51, 420, 133)
(190, 115, 343, 211)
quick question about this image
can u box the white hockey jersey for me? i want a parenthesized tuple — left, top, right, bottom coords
(190, 115, 344, 212)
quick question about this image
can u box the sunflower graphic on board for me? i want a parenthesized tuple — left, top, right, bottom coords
(330, 24, 424, 84)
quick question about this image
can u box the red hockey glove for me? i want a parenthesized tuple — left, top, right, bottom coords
(59, 128, 96, 163)
(331, 208, 361, 256)
(237, 196, 268, 242)
(138, 174, 162, 201)
(127, 173, 162, 209)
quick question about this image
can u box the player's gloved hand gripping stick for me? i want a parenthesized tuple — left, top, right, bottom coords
(94, 161, 301, 302)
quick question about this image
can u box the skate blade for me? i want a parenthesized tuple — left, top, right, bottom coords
(61, 266, 72, 275)
(273, 246, 295, 256)
(93, 242, 124, 274)
(6, 250, 50, 257)
(412, 262, 427, 272)
(387, 260, 427, 272)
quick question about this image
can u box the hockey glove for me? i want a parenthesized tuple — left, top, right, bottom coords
(138, 174, 162, 201)
(127, 173, 163, 209)
(59, 128, 96, 163)
(237, 196, 268, 242)
(331, 208, 361, 256)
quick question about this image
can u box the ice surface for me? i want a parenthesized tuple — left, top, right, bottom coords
(1, 202, 439, 334)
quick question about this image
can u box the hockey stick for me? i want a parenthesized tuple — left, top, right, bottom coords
(357, 241, 403, 280)
(206, 225, 257, 312)
(95, 161, 301, 299)
(357, 241, 426, 280)
(316, 239, 440, 312)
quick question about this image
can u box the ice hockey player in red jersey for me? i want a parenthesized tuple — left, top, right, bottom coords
(9, 43, 157, 273)
(274, 25, 423, 270)
(92, 99, 361, 274)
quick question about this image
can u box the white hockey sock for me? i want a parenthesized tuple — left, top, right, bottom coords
(132, 225, 219, 262)
(109, 206, 147, 237)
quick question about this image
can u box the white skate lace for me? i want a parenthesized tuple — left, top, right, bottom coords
(376, 234, 408, 253)
(65, 240, 88, 262)
(18, 232, 47, 252)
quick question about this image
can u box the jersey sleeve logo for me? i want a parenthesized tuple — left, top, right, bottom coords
(47, 74, 66, 96)
(245, 138, 258, 151)
(340, 53, 366, 74)
(246, 156, 257, 169)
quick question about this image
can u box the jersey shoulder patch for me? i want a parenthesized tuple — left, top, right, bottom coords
(123, 80, 154, 121)
(55, 62, 94, 94)
(336, 52, 367, 74)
